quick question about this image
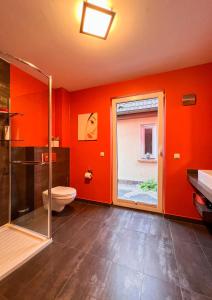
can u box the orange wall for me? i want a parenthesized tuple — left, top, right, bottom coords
(10, 65, 49, 147)
(68, 63, 212, 220)
(10, 63, 212, 220)
(53, 88, 71, 147)
(10, 66, 70, 149)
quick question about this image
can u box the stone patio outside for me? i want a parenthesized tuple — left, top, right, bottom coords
(118, 182, 157, 205)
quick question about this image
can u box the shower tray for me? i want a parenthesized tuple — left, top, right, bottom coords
(0, 224, 52, 281)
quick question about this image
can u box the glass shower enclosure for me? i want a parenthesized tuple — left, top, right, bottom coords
(0, 52, 52, 239)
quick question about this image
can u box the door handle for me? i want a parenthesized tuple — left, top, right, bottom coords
(159, 147, 163, 157)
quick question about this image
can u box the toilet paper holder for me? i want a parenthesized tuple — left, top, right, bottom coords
(84, 169, 93, 181)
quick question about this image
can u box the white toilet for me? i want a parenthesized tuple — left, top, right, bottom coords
(42, 186, 77, 212)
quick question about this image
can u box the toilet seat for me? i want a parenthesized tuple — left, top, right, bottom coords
(43, 186, 76, 199)
(42, 186, 77, 212)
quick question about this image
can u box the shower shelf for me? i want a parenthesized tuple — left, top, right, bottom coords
(0, 111, 23, 117)
(0, 139, 24, 142)
(10, 161, 47, 166)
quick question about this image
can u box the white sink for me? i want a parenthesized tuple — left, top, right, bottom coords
(198, 170, 212, 190)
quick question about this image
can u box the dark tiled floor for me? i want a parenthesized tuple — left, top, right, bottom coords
(0, 202, 212, 300)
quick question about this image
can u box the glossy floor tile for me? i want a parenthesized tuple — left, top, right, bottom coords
(181, 288, 212, 300)
(0, 201, 211, 300)
(112, 228, 146, 271)
(174, 239, 212, 298)
(193, 224, 212, 249)
(143, 235, 179, 285)
(56, 255, 143, 300)
(125, 210, 152, 233)
(202, 246, 212, 267)
(149, 215, 171, 241)
(141, 274, 182, 300)
(169, 220, 198, 244)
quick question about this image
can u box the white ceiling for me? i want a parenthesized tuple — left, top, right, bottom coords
(0, 0, 212, 91)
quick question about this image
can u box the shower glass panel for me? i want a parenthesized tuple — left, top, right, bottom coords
(0, 59, 10, 227)
(0, 53, 52, 238)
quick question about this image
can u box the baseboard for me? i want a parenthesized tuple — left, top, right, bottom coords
(75, 198, 205, 224)
(76, 198, 162, 216)
(112, 203, 163, 215)
(164, 213, 204, 224)
(75, 198, 111, 207)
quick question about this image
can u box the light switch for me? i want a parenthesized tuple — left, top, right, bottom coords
(100, 152, 105, 157)
(174, 153, 180, 159)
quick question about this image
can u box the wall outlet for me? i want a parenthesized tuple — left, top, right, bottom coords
(174, 153, 180, 159)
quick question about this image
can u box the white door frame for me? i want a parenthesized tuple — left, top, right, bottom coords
(112, 91, 164, 213)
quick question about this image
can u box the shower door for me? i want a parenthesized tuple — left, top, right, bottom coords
(0, 55, 52, 239)
(0, 58, 10, 227)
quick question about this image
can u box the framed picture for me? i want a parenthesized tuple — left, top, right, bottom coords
(78, 112, 98, 141)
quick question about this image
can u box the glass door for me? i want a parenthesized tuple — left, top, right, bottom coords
(0, 58, 10, 227)
(0, 54, 52, 238)
(112, 92, 164, 213)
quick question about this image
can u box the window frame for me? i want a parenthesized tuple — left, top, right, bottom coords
(140, 123, 157, 160)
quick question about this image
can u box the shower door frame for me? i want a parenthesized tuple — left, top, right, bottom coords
(0, 52, 53, 239)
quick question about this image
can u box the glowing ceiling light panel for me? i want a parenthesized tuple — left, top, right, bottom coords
(80, 1, 116, 39)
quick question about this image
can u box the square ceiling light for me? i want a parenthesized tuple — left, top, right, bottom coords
(80, 1, 116, 39)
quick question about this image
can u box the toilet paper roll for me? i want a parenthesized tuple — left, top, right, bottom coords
(4, 126, 10, 140)
(84, 172, 92, 179)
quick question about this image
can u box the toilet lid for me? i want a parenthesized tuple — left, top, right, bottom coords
(43, 186, 76, 197)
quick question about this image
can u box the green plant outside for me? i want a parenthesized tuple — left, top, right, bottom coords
(139, 179, 157, 192)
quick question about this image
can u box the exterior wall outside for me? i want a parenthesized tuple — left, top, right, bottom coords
(117, 114, 158, 182)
